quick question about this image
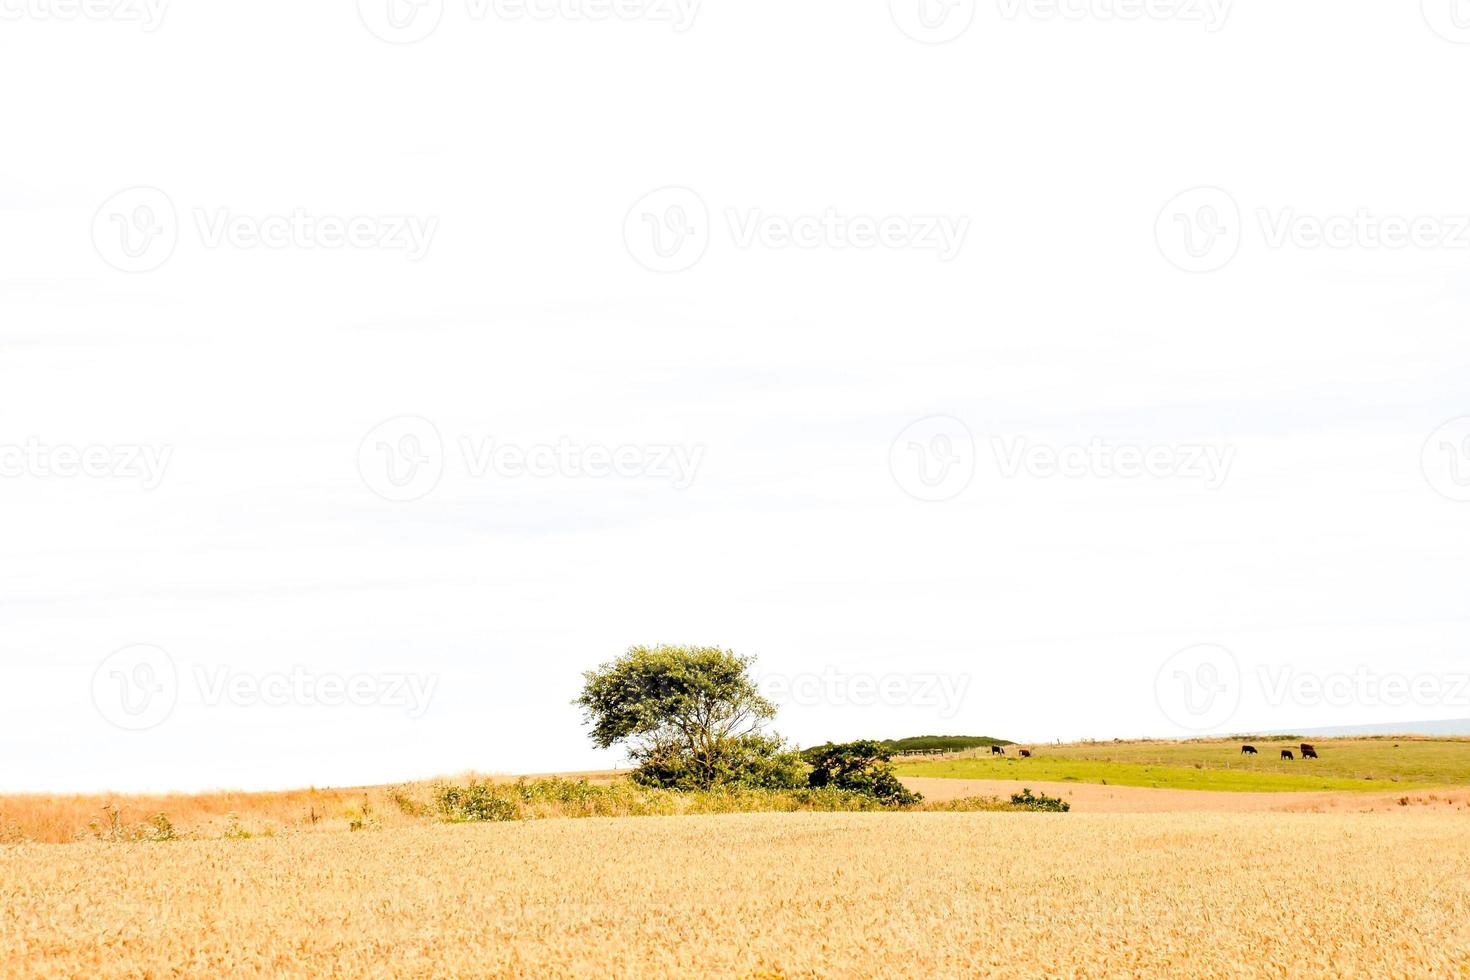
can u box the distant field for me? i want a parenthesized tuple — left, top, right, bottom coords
(5, 811, 1468, 976)
(895, 737, 1470, 792)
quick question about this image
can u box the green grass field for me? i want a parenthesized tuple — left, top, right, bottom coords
(894, 737, 1470, 793)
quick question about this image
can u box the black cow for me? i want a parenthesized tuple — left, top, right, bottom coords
(1281, 749, 1295, 760)
(991, 745, 1005, 756)
(1301, 746, 1319, 759)
(1299, 743, 1316, 755)
(1241, 745, 1258, 755)
(1019, 749, 1032, 758)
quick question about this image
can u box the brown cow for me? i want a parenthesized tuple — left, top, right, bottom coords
(1019, 749, 1032, 758)
(1281, 749, 1295, 760)
(1240, 745, 1258, 755)
(1301, 746, 1319, 759)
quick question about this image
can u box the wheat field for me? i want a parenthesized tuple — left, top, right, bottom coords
(6, 810, 1470, 977)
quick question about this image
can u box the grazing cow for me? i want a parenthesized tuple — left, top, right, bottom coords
(1301, 746, 1319, 759)
(991, 745, 1005, 756)
(1281, 749, 1295, 760)
(1241, 745, 1258, 755)
(1019, 749, 1032, 758)
(1299, 743, 1316, 755)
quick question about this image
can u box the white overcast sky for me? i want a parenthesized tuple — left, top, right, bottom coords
(3, 1, 1469, 792)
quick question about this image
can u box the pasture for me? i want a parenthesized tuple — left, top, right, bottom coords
(4, 811, 1469, 976)
(896, 737, 1470, 792)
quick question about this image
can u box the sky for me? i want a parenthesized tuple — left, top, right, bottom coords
(2, 1, 1469, 792)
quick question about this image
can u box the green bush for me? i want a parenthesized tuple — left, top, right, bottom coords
(1009, 788, 1070, 812)
(806, 740, 921, 806)
(432, 782, 519, 822)
(630, 732, 806, 792)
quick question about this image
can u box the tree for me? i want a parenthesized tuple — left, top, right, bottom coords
(575, 645, 803, 790)
(805, 740, 920, 805)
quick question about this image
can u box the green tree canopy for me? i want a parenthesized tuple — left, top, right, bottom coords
(575, 645, 801, 790)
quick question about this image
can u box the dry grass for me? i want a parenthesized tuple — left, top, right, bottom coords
(0, 776, 1021, 844)
(4, 811, 1470, 976)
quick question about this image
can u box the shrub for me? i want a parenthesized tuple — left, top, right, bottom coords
(88, 805, 179, 842)
(145, 812, 178, 841)
(631, 732, 806, 792)
(806, 740, 921, 806)
(1009, 788, 1070, 812)
(432, 782, 519, 823)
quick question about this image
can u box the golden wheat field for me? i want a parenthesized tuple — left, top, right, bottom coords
(5, 810, 1470, 978)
